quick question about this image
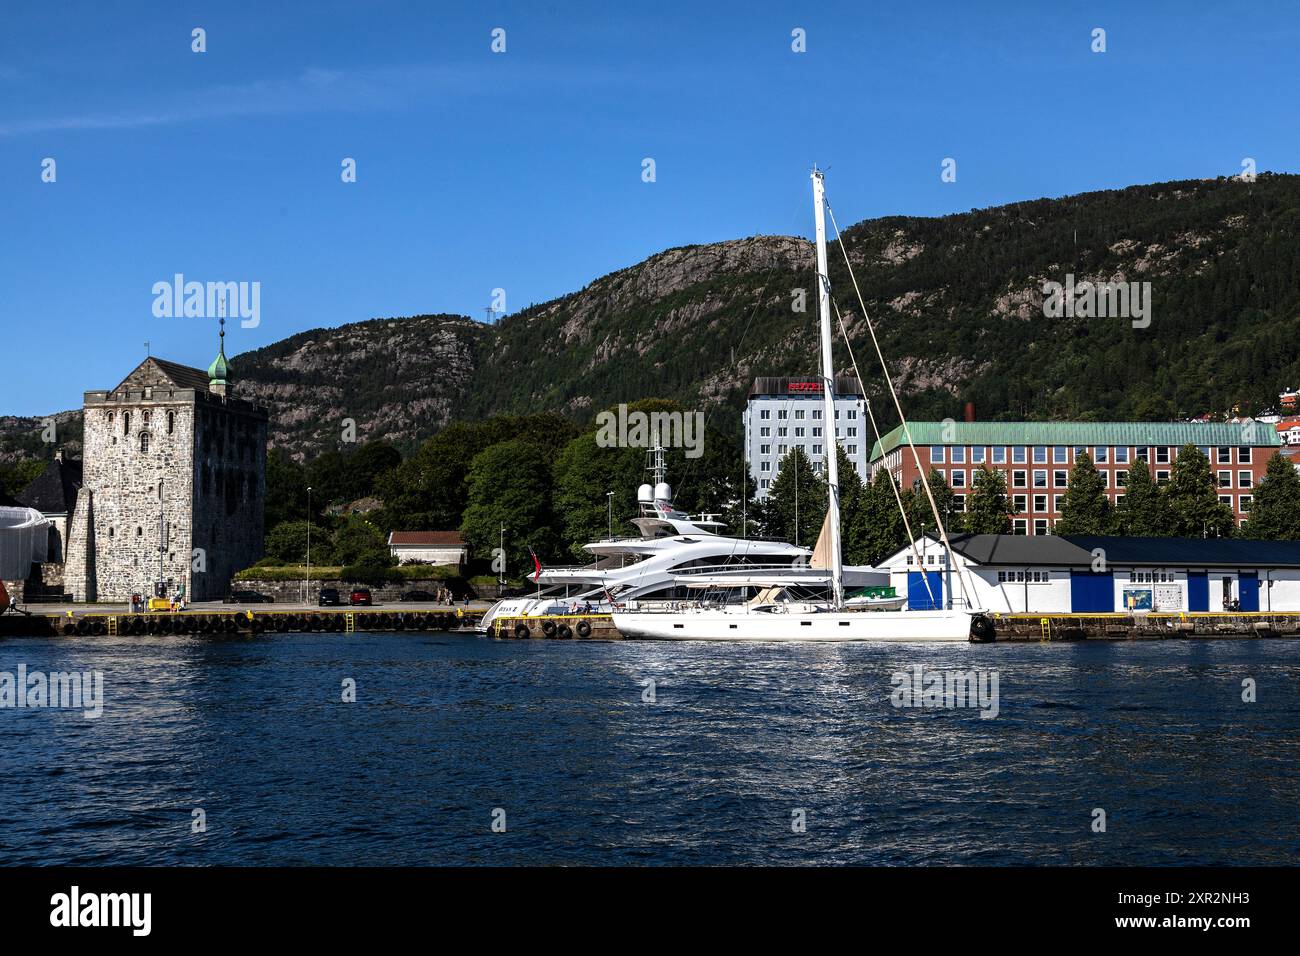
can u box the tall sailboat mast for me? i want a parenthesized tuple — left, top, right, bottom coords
(811, 168, 843, 608)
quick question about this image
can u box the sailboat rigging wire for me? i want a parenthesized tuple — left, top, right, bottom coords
(822, 197, 975, 609)
(831, 296, 936, 608)
(661, 195, 809, 554)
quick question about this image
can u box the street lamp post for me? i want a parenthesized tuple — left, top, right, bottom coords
(606, 491, 614, 540)
(305, 485, 312, 607)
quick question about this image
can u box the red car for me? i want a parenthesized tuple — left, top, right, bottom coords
(349, 588, 373, 606)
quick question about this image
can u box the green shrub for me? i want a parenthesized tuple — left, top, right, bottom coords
(341, 558, 397, 586)
(234, 565, 343, 581)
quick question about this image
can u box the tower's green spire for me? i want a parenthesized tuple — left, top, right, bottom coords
(208, 316, 230, 386)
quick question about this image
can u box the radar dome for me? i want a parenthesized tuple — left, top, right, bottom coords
(654, 482, 672, 501)
(637, 484, 653, 503)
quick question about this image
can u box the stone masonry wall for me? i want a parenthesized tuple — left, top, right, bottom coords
(78, 396, 197, 602)
(235, 578, 467, 604)
(190, 398, 267, 601)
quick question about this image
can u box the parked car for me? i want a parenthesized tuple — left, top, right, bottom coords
(225, 589, 274, 604)
(349, 588, 373, 606)
(400, 589, 436, 602)
(318, 587, 342, 607)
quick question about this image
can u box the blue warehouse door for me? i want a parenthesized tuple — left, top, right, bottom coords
(1070, 571, 1114, 612)
(1239, 572, 1260, 612)
(1187, 572, 1209, 612)
(907, 571, 943, 610)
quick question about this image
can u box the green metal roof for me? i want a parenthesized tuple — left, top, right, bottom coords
(868, 421, 1281, 461)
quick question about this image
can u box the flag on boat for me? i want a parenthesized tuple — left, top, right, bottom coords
(528, 546, 542, 583)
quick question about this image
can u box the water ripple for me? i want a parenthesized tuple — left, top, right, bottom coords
(0, 633, 1297, 864)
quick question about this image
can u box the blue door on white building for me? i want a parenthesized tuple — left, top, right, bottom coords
(907, 571, 943, 610)
(1187, 571, 1209, 612)
(1239, 572, 1260, 612)
(1070, 571, 1114, 612)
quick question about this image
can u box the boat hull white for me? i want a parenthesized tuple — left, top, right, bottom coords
(611, 609, 980, 642)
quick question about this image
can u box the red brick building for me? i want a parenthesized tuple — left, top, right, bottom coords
(869, 422, 1281, 534)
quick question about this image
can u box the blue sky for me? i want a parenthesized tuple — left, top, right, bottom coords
(2, 1, 1297, 415)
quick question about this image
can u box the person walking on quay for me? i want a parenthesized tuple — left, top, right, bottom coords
(0, 581, 30, 616)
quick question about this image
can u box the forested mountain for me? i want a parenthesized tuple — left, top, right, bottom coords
(6, 173, 1299, 465)
(242, 172, 1300, 459)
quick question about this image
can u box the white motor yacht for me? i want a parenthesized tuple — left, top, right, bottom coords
(479, 445, 887, 632)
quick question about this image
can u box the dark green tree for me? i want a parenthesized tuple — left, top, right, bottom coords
(1240, 452, 1300, 539)
(460, 439, 557, 571)
(1165, 444, 1235, 537)
(759, 447, 826, 547)
(1055, 452, 1114, 535)
(265, 520, 312, 564)
(379, 413, 577, 532)
(341, 442, 402, 500)
(264, 449, 308, 530)
(902, 468, 958, 539)
(847, 468, 906, 566)
(304, 449, 354, 509)
(962, 465, 1015, 534)
(329, 514, 392, 566)
(834, 444, 867, 561)
(551, 433, 644, 560)
(1113, 459, 1170, 536)
(0, 459, 46, 499)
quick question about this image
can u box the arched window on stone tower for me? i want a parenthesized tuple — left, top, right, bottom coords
(167, 411, 175, 434)
(123, 411, 131, 435)
(140, 432, 150, 454)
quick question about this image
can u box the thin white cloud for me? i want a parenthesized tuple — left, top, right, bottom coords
(0, 63, 472, 137)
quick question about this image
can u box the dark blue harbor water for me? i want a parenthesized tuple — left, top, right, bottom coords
(1, 632, 1297, 866)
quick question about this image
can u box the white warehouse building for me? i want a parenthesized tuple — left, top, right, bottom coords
(880, 533, 1300, 614)
(743, 376, 868, 500)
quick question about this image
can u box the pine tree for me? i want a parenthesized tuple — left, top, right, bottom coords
(1240, 452, 1300, 539)
(758, 447, 826, 547)
(1165, 443, 1235, 537)
(835, 444, 867, 561)
(963, 465, 1015, 534)
(848, 467, 907, 566)
(902, 468, 958, 539)
(1055, 451, 1114, 534)
(1113, 459, 1170, 536)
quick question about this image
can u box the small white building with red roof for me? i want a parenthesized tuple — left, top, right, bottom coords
(387, 531, 468, 567)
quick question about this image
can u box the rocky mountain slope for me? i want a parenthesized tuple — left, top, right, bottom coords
(7, 173, 1299, 464)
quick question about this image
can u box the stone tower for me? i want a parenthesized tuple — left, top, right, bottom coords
(64, 325, 268, 602)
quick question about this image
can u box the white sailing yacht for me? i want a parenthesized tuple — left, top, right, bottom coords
(612, 169, 990, 642)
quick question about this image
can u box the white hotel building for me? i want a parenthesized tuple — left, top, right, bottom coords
(742, 376, 869, 499)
